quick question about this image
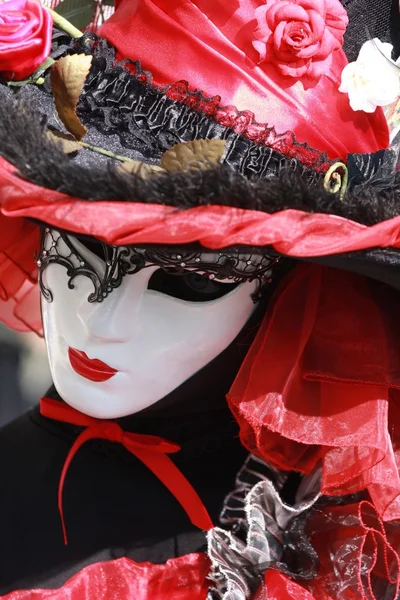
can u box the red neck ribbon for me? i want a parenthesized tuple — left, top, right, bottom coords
(40, 397, 214, 544)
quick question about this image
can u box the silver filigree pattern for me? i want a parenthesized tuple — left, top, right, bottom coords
(37, 228, 280, 303)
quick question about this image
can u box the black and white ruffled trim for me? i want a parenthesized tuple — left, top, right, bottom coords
(206, 456, 321, 600)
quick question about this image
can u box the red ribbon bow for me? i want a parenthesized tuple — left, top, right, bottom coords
(40, 397, 214, 544)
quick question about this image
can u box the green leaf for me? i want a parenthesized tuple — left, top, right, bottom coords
(55, 0, 96, 30)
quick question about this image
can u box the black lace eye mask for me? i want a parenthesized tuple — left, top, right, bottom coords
(37, 228, 280, 304)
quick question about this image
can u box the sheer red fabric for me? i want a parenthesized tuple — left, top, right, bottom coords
(100, 0, 389, 159)
(2, 554, 211, 599)
(228, 264, 400, 521)
(0, 210, 41, 334)
(307, 501, 400, 599)
(254, 501, 400, 600)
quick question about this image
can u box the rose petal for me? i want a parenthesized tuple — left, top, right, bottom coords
(274, 4, 310, 24)
(296, 0, 326, 17)
(253, 0, 348, 80)
(0, 37, 42, 69)
(277, 58, 310, 77)
(325, 11, 348, 38)
(272, 21, 287, 50)
(296, 41, 320, 58)
(0, 0, 52, 80)
(268, 36, 297, 61)
(358, 39, 394, 63)
(283, 22, 312, 51)
(0, 0, 29, 12)
(306, 52, 333, 77)
(253, 39, 268, 61)
(308, 9, 325, 40)
(367, 76, 400, 106)
(313, 27, 341, 58)
(374, 40, 395, 61)
(338, 62, 355, 93)
(0, 14, 39, 42)
(325, 0, 348, 28)
(350, 95, 377, 113)
(254, 4, 272, 40)
(266, 1, 289, 31)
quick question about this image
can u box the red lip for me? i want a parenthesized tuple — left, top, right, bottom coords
(68, 348, 118, 382)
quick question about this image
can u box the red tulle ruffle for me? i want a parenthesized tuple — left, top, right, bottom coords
(0, 210, 41, 334)
(307, 500, 400, 599)
(2, 554, 211, 600)
(228, 264, 400, 522)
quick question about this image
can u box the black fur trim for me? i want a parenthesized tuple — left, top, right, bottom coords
(0, 88, 400, 227)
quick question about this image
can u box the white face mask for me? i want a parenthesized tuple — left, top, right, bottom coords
(39, 230, 273, 419)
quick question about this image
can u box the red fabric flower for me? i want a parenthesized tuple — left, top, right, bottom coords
(253, 0, 348, 78)
(0, 0, 53, 81)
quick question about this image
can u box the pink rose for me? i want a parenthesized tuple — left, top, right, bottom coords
(253, 0, 348, 78)
(0, 0, 53, 81)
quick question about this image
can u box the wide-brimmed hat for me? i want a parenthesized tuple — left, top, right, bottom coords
(0, 0, 400, 335)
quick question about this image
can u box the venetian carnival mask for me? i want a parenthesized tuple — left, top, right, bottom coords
(38, 228, 277, 418)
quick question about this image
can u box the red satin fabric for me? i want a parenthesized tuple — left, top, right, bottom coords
(2, 554, 211, 599)
(3, 158, 400, 255)
(2, 157, 400, 255)
(228, 264, 400, 521)
(3, 155, 400, 334)
(100, 0, 389, 158)
(40, 398, 213, 544)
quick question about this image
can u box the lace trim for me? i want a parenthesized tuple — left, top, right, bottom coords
(57, 32, 333, 176)
(219, 455, 288, 534)
(164, 82, 333, 172)
(121, 53, 334, 172)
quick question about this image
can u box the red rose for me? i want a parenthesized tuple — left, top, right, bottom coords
(0, 0, 53, 81)
(253, 0, 348, 79)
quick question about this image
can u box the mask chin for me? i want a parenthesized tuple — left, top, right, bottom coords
(40, 236, 266, 419)
(45, 296, 269, 422)
(135, 296, 270, 418)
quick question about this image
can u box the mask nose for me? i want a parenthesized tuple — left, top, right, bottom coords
(77, 267, 153, 342)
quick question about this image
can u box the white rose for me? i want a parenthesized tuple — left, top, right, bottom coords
(339, 38, 400, 113)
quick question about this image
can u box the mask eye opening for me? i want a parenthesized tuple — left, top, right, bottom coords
(147, 268, 242, 302)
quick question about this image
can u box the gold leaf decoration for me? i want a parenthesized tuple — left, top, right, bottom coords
(50, 54, 93, 140)
(47, 130, 82, 154)
(118, 160, 165, 178)
(161, 139, 225, 172)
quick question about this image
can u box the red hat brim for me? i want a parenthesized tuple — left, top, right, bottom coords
(2, 155, 400, 336)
